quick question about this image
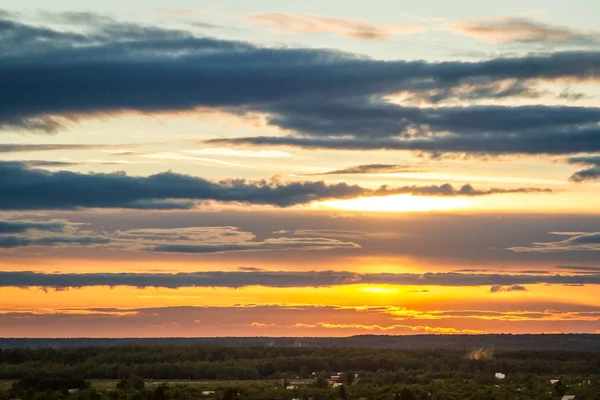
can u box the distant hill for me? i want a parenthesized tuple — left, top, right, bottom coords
(2, 334, 600, 350)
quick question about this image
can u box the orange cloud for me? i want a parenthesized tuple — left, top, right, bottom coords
(246, 12, 421, 40)
(302, 322, 482, 334)
(451, 17, 599, 45)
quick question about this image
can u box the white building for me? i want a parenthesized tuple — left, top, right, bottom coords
(495, 373, 506, 379)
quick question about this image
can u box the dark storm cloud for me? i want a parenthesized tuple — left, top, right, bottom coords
(2, 14, 600, 157)
(568, 155, 600, 182)
(0, 161, 550, 210)
(3, 270, 600, 289)
(310, 164, 422, 175)
(0, 221, 66, 234)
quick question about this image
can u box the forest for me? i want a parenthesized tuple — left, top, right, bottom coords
(4, 335, 600, 350)
(1, 345, 600, 400)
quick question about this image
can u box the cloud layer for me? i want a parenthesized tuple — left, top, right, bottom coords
(4, 269, 600, 289)
(0, 161, 550, 210)
(1, 14, 600, 159)
(0, 224, 360, 253)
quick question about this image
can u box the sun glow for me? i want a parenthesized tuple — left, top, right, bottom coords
(358, 286, 400, 294)
(312, 194, 472, 212)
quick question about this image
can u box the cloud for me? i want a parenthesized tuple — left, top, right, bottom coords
(2, 13, 600, 160)
(510, 232, 600, 252)
(309, 164, 423, 175)
(207, 101, 600, 156)
(0, 144, 133, 153)
(568, 155, 600, 182)
(0, 220, 66, 234)
(245, 12, 421, 40)
(184, 148, 291, 159)
(5, 269, 600, 290)
(452, 17, 600, 46)
(558, 266, 600, 273)
(37, 11, 117, 26)
(0, 224, 359, 253)
(295, 322, 481, 334)
(238, 266, 264, 272)
(0, 236, 110, 248)
(490, 284, 527, 293)
(4, 304, 600, 337)
(152, 237, 359, 254)
(18, 160, 81, 167)
(0, 161, 550, 211)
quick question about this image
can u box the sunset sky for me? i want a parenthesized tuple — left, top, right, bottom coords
(1, 0, 600, 337)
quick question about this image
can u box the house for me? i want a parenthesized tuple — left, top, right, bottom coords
(332, 383, 343, 388)
(330, 376, 342, 385)
(201, 391, 215, 396)
(68, 389, 80, 395)
(495, 373, 506, 379)
(561, 396, 576, 400)
(286, 386, 297, 390)
(551, 379, 561, 384)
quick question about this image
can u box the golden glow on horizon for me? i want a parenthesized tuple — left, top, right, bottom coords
(312, 194, 472, 212)
(359, 286, 400, 294)
(2, 283, 596, 311)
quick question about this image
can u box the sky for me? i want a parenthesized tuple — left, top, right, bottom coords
(1, 0, 600, 337)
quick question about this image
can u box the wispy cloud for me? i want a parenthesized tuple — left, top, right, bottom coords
(0, 144, 131, 153)
(510, 232, 600, 252)
(139, 152, 256, 169)
(4, 304, 600, 337)
(308, 164, 424, 175)
(184, 148, 291, 159)
(0, 224, 360, 253)
(452, 17, 600, 46)
(245, 12, 421, 40)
